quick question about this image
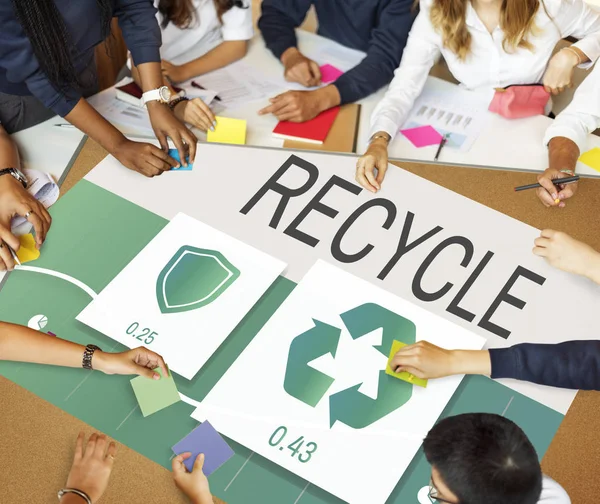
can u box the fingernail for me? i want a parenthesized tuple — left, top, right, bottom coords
(153, 373, 160, 380)
(210, 126, 215, 132)
(212, 120, 217, 126)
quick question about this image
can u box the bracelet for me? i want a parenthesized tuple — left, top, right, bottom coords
(82, 344, 102, 370)
(169, 96, 189, 110)
(560, 169, 575, 176)
(562, 46, 582, 66)
(57, 488, 92, 504)
(369, 133, 391, 145)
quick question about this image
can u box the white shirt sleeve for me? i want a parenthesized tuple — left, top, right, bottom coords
(221, 2, 253, 42)
(538, 475, 571, 504)
(555, 0, 600, 67)
(368, 5, 441, 140)
(543, 63, 600, 153)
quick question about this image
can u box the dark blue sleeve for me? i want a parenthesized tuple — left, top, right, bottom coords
(258, 0, 313, 60)
(0, 2, 80, 117)
(489, 340, 600, 391)
(334, 0, 417, 104)
(114, 0, 162, 66)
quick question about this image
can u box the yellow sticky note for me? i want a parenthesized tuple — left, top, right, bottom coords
(207, 116, 247, 145)
(385, 340, 428, 388)
(16, 233, 40, 264)
(579, 147, 600, 173)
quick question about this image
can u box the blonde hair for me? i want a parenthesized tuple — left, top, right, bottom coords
(429, 0, 542, 60)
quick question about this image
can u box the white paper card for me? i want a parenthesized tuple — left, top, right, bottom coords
(77, 213, 286, 379)
(193, 260, 486, 504)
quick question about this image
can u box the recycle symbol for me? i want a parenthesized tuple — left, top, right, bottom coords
(283, 303, 416, 429)
(156, 245, 240, 314)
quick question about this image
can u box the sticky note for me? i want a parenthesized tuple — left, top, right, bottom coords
(172, 421, 235, 474)
(320, 64, 344, 84)
(207, 116, 247, 145)
(400, 125, 443, 148)
(130, 368, 181, 417)
(579, 147, 600, 173)
(16, 233, 40, 264)
(385, 340, 428, 388)
(168, 149, 193, 171)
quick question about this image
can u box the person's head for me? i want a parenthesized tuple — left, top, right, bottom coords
(158, 0, 247, 29)
(429, 0, 545, 60)
(11, 0, 113, 92)
(423, 413, 542, 504)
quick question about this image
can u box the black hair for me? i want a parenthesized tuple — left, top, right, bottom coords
(423, 413, 543, 504)
(158, 0, 247, 29)
(11, 0, 113, 92)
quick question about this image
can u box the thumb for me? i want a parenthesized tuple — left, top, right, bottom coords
(193, 453, 205, 473)
(134, 365, 160, 380)
(172, 453, 191, 475)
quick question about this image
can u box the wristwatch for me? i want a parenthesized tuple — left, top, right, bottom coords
(0, 167, 28, 188)
(82, 344, 102, 370)
(141, 86, 172, 107)
(369, 132, 391, 145)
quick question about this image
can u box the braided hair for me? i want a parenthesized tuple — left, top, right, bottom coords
(11, 0, 113, 91)
(158, 0, 247, 29)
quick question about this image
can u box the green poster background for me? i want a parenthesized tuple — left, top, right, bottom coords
(0, 180, 563, 504)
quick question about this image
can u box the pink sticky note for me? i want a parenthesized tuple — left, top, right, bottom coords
(320, 64, 344, 84)
(400, 125, 443, 148)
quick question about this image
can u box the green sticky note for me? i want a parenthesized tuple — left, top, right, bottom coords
(385, 340, 428, 388)
(130, 368, 181, 417)
(579, 147, 600, 173)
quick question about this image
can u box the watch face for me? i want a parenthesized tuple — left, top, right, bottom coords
(159, 87, 172, 103)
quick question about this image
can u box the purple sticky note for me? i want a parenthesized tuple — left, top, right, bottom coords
(172, 421, 234, 475)
(400, 125, 443, 148)
(320, 64, 344, 84)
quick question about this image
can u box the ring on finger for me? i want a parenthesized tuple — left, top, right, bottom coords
(24, 211, 32, 219)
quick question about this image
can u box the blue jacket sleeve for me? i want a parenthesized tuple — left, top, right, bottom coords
(114, 0, 162, 66)
(258, 0, 313, 60)
(489, 340, 600, 391)
(335, 0, 417, 104)
(0, 2, 80, 117)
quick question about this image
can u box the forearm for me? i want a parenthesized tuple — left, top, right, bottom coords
(0, 321, 86, 367)
(0, 127, 19, 167)
(449, 350, 492, 376)
(548, 136, 580, 173)
(182, 41, 248, 79)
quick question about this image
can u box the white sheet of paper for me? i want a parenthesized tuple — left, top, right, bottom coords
(76, 213, 286, 379)
(193, 260, 486, 504)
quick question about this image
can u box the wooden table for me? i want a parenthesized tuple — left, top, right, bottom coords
(1, 138, 599, 504)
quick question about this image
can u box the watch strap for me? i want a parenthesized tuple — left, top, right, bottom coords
(58, 488, 92, 504)
(82, 344, 102, 370)
(0, 167, 27, 188)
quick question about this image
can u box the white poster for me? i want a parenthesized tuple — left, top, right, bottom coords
(77, 213, 286, 379)
(193, 260, 486, 504)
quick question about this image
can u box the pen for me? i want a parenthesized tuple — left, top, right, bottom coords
(54, 123, 77, 128)
(434, 134, 449, 162)
(191, 81, 222, 102)
(514, 176, 580, 192)
(8, 244, 21, 266)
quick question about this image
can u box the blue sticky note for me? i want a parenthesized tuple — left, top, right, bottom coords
(168, 148, 193, 171)
(171, 421, 234, 475)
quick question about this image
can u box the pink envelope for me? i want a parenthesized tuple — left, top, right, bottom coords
(400, 125, 443, 148)
(320, 64, 344, 84)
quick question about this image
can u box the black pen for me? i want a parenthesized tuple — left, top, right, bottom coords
(434, 134, 449, 162)
(191, 81, 222, 102)
(514, 176, 580, 192)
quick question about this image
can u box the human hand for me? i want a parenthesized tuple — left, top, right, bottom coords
(0, 222, 20, 271)
(113, 139, 179, 177)
(93, 347, 169, 380)
(63, 432, 116, 503)
(355, 138, 389, 193)
(174, 98, 216, 132)
(389, 341, 492, 380)
(147, 102, 197, 167)
(533, 229, 600, 283)
(543, 48, 579, 95)
(162, 60, 191, 84)
(535, 169, 578, 208)
(172, 452, 212, 504)
(0, 173, 51, 249)
(281, 47, 321, 87)
(259, 89, 327, 122)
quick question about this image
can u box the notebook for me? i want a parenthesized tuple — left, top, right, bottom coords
(272, 107, 341, 145)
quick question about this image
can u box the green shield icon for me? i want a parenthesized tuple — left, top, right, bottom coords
(156, 246, 240, 314)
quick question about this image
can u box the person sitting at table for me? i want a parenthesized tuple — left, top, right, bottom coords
(423, 413, 570, 504)
(536, 58, 600, 208)
(129, 0, 253, 133)
(257, 0, 417, 123)
(0, 0, 196, 178)
(0, 123, 51, 271)
(356, 0, 600, 193)
(389, 229, 600, 391)
(58, 432, 213, 504)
